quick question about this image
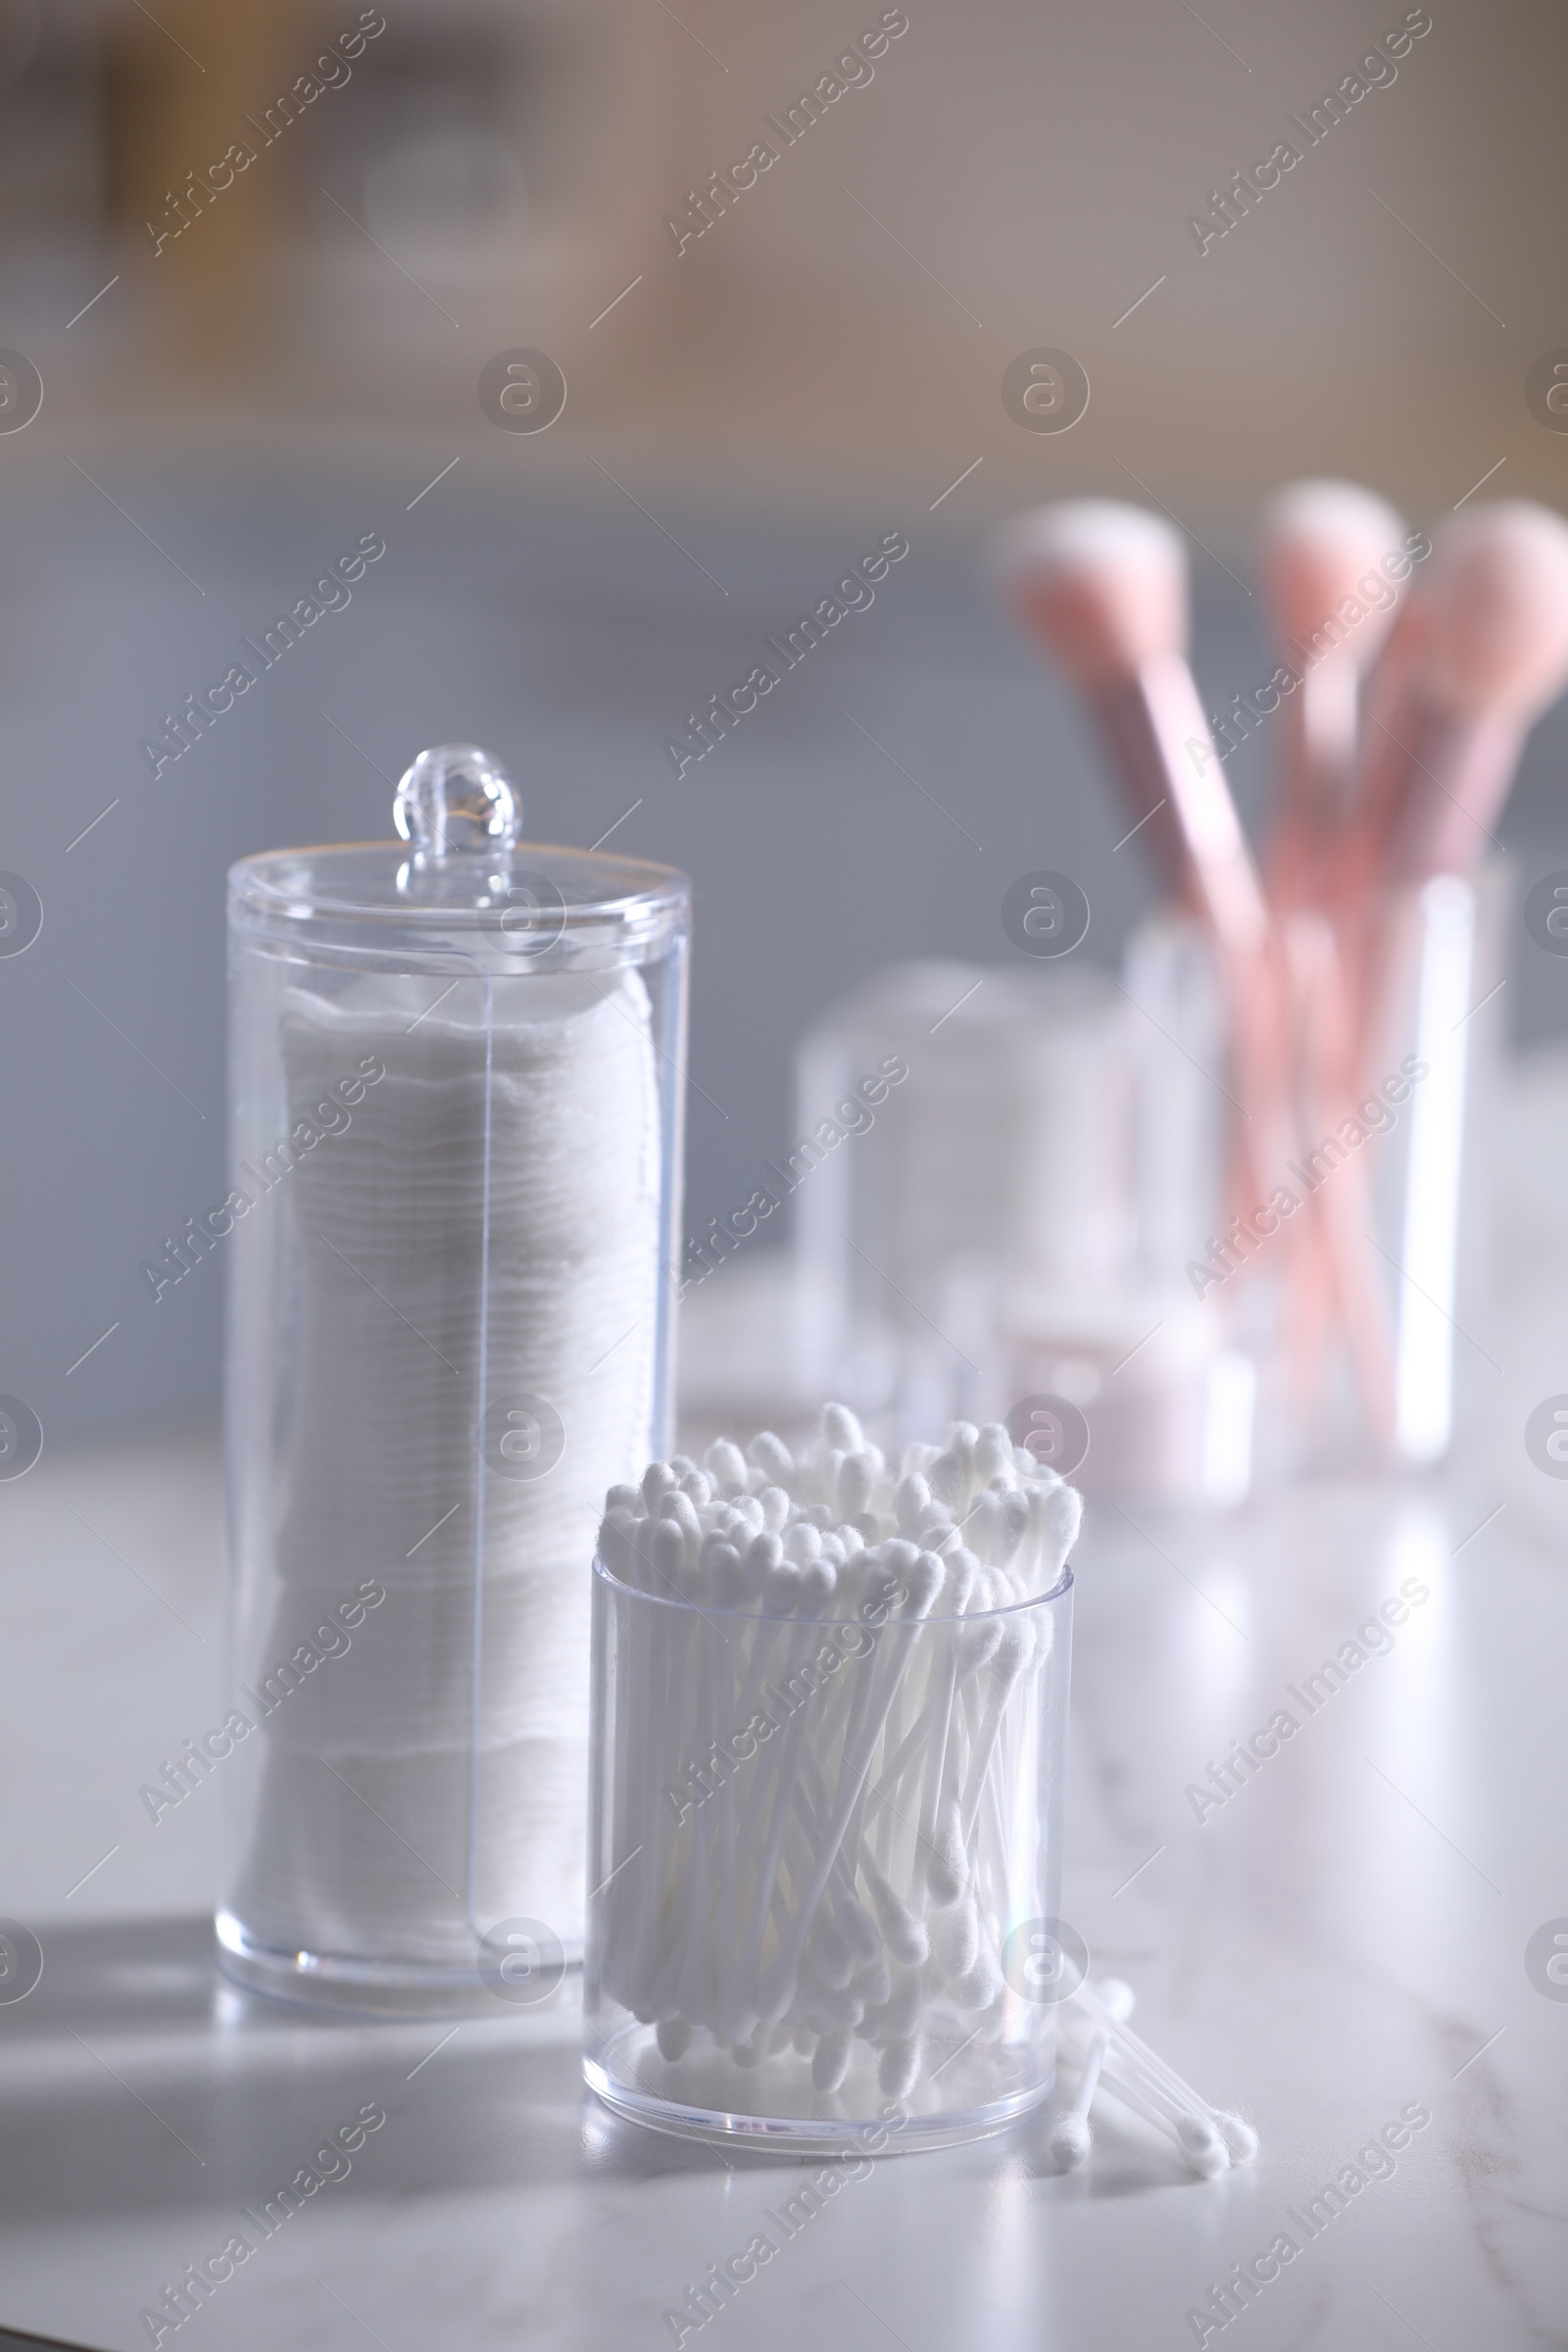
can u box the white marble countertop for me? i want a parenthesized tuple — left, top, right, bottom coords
(2, 1387, 1566, 2351)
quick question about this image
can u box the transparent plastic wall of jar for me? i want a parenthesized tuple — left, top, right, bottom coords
(217, 745, 690, 2013)
(584, 1429, 1076, 2153)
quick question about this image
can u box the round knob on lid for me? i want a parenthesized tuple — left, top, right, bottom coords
(393, 744, 519, 860)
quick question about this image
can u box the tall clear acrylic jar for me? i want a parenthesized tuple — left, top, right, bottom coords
(217, 747, 689, 2012)
(584, 1556, 1074, 2151)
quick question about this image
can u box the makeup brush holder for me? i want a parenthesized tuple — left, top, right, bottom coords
(1356, 859, 1508, 1466)
(1248, 860, 1509, 1474)
(218, 745, 689, 2012)
(583, 1553, 1074, 2151)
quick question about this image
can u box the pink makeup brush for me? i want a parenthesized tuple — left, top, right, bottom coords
(1318, 500, 1568, 1459)
(997, 499, 1390, 1441)
(1346, 499, 1568, 1065)
(1371, 499, 1568, 884)
(996, 499, 1296, 1235)
(996, 501, 1270, 961)
(1258, 481, 1409, 1434)
(1260, 479, 1408, 910)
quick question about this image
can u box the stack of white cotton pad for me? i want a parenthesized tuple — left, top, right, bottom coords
(593, 1404, 1081, 2097)
(232, 964, 661, 1967)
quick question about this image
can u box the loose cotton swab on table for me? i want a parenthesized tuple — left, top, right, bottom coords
(1054, 1976, 1259, 2176)
(1073, 1974, 1257, 2159)
(1047, 2026, 1107, 2170)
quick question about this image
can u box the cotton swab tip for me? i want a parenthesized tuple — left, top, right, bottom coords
(642, 1460, 675, 1507)
(748, 1430, 796, 1487)
(1094, 1976, 1136, 2022)
(705, 1438, 749, 1494)
(811, 2026, 854, 2092)
(1176, 2114, 1230, 2176)
(1213, 2109, 1259, 2163)
(879, 2037, 922, 2099)
(1047, 2111, 1094, 2170)
(821, 1402, 865, 1452)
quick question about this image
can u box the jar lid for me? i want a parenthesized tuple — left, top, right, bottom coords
(228, 744, 689, 963)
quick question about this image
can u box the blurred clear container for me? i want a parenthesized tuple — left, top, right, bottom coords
(1261, 861, 1510, 1473)
(793, 953, 1250, 1501)
(1002, 1291, 1257, 1509)
(1120, 910, 1228, 1291)
(793, 961, 1134, 1399)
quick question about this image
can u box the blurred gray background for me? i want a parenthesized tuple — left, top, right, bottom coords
(3, 0, 1567, 1444)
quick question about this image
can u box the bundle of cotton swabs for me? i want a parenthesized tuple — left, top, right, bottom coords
(1053, 1978, 1259, 2176)
(594, 1404, 1081, 2097)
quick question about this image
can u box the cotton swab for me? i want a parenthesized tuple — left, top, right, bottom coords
(1060, 2012, 1224, 2163)
(1044, 1975, 1137, 2170)
(1048, 2026, 1107, 2169)
(1062, 1977, 1257, 2170)
(1098, 2062, 1230, 2176)
(1056, 2031, 1229, 2175)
